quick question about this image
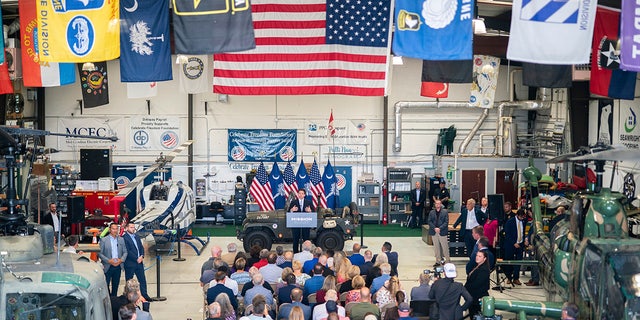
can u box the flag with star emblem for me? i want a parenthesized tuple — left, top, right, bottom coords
(507, 0, 596, 64)
(310, 160, 327, 209)
(322, 160, 338, 210)
(284, 162, 298, 197)
(269, 162, 286, 210)
(250, 162, 275, 211)
(213, 0, 392, 96)
(77, 62, 109, 108)
(392, 0, 472, 60)
(590, 7, 636, 100)
(620, 0, 640, 71)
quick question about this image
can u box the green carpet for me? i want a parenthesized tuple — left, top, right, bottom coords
(191, 223, 422, 238)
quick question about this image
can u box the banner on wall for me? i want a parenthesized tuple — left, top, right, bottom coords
(617, 103, 640, 149)
(305, 120, 369, 145)
(228, 129, 297, 162)
(323, 145, 366, 162)
(57, 118, 125, 150)
(333, 166, 352, 208)
(129, 116, 182, 151)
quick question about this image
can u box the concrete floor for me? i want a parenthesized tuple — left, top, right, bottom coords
(116, 236, 547, 320)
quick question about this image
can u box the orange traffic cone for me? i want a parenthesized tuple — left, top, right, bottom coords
(382, 212, 388, 225)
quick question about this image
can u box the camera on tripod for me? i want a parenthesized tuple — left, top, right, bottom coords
(423, 266, 444, 279)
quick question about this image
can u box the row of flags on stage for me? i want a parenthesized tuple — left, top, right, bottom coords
(249, 160, 338, 212)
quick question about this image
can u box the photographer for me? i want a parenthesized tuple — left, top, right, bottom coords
(428, 263, 472, 320)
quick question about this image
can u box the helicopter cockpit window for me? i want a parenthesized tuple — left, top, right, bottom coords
(607, 253, 640, 320)
(581, 247, 602, 304)
(6, 292, 85, 320)
(150, 183, 169, 201)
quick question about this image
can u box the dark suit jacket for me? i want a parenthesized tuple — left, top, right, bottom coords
(123, 232, 144, 269)
(206, 283, 238, 308)
(43, 211, 65, 233)
(464, 262, 490, 301)
(410, 188, 427, 212)
(277, 284, 297, 305)
(453, 207, 486, 237)
(504, 217, 525, 256)
(428, 278, 472, 320)
(288, 198, 315, 212)
(428, 208, 449, 236)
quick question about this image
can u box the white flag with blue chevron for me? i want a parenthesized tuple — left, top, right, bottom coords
(507, 0, 597, 64)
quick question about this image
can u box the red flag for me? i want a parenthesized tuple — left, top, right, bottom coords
(0, 61, 14, 95)
(328, 111, 336, 138)
(420, 82, 449, 98)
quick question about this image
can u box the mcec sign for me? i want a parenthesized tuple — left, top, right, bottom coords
(65, 127, 110, 137)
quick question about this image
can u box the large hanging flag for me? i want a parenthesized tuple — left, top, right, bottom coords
(127, 82, 158, 99)
(77, 62, 109, 108)
(250, 162, 275, 211)
(120, 0, 172, 82)
(283, 162, 298, 198)
(172, 0, 255, 54)
(295, 160, 312, 202)
(19, 0, 75, 87)
(392, 0, 473, 61)
(422, 60, 473, 83)
(421, 82, 449, 98)
(179, 55, 211, 94)
(522, 63, 573, 88)
(36, 0, 120, 62)
(590, 7, 636, 100)
(507, 0, 597, 64)
(213, 0, 393, 96)
(310, 160, 327, 209)
(0, 62, 14, 95)
(620, 0, 640, 71)
(470, 55, 500, 108)
(269, 162, 286, 210)
(322, 160, 338, 210)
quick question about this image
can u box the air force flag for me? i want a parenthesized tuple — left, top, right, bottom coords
(392, 0, 473, 60)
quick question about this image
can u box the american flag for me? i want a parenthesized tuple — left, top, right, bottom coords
(213, 0, 392, 96)
(328, 110, 336, 138)
(250, 162, 275, 211)
(310, 160, 327, 209)
(283, 162, 298, 197)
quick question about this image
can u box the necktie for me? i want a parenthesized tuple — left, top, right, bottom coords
(300, 200, 304, 211)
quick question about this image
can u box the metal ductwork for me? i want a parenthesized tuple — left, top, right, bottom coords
(458, 108, 490, 154)
(393, 101, 473, 152)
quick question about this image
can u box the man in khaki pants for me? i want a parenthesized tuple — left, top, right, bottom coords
(428, 200, 450, 267)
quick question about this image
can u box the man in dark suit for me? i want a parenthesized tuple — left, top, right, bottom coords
(409, 181, 426, 228)
(453, 198, 487, 256)
(99, 223, 128, 296)
(288, 189, 315, 253)
(43, 202, 65, 237)
(503, 209, 526, 285)
(428, 199, 450, 266)
(123, 222, 151, 301)
(206, 271, 238, 308)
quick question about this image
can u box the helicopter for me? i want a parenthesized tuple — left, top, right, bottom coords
(481, 145, 640, 319)
(0, 126, 118, 320)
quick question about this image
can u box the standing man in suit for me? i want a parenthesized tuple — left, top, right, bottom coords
(123, 222, 152, 301)
(503, 209, 526, 285)
(99, 223, 128, 296)
(288, 189, 315, 253)
(410, 181, 426, 228)
(454, 198, 487, 257)
(428, 199, 450, 266)
(43, 202, 65, 240)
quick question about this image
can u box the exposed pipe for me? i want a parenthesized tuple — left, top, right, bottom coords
(458, 108, 490, 154)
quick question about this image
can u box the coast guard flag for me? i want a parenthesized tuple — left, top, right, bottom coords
(507, 0, 597, 64)
(470, 56, 500, 108)
(295, 160, 312, 202)
(172, 0, 255, 54)
(620, 0, 640, 71)
(283, 162, 298, 197)
(250, 162, 274, 211)
(590, 7, 636, 100)
(310, 160, 327, 209)
(77, 62, 109, 108)
(120, 0, 172, 82)
(213, 0, 393, 96)
(36, 0, 120, 62)
(322, 161, 338, 210)
(179, 55, 211, 94)
(19, 0, 75, 87)
(269, 162, 286, 210)
(392, 0, 473, 60)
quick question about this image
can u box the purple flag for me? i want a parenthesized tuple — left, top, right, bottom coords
(620, 0, 640, 71)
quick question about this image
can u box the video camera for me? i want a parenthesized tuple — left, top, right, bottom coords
(423, 265, 444, 279)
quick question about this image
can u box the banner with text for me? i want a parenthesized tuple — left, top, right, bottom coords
(129, 116, 182, 151)
(228, 129, 297, 162)
(57, 118, 125, 150)
(617, 103, 640, 149)
(323, 145, 366, 162)
(305, 120, 369, 145)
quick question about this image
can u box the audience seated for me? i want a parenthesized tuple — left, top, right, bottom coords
(303, 264, 326, 297)
(345, 275, 366, 304)
(231, 258, 252, 285)
(303, 247, 324, 275)
(262, 252, 284, 284)
(278, 288, 311, 320)
(281, 251, 294, 269)
(375, 276, 406, 312)
(206, 302, 222, 320)
(240, 295, 273, 320)
(246, 245, 262, 270)
(348, 243, 365, 266)
(349, 287, 381, 320)
(207, 271, 238, 309)
(241, 267, 275, 297)
(221, 243, 238, 266)
(254, 249, 270, 269)
(277, 274, 298, 305)
(293, 260, 311, 286)
(293, 241, 314, 265)
(215, 293, 237, 320)
(312, 290, 345, 320)
(359, 250, 374, 277)
(339, 265, 361, 294)
(371, 263, 392, 295)
(409, 273, 431, 301)
(316, 275, 337, 304)
(244, 273, 274, 307)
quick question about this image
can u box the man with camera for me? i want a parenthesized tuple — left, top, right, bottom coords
(428, 263, 472, 320)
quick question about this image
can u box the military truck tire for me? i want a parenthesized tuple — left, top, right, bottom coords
(316, 230, 344, 251)
(243, 230, 273, 252)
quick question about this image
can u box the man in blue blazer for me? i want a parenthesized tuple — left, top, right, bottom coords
(123, 222, 151, 301)
(503, 209, 526, 285)
(409, 181, 426, 228)
(428, 199, 450, 266)
(453, 198, 487, 256)
(99, 223, 128, 296)
(288, 189, 315, 253)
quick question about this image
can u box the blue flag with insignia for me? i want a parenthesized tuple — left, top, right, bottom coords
(322, 160, 338, 211)
(392, 0, 473, 60)
(295, 160, 312, 203)
(120, 0, 172, 82)
(269, 162, 285, 210)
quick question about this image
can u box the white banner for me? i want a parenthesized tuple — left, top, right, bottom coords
(617, 103, 640, 149)
(57, 118, 125, 150)
(323, 145, 367, 161)
(130, 116, 182, 151)
(305, 120, 369, 145)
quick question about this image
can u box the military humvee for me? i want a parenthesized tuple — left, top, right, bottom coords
(237, 209, 357, 252)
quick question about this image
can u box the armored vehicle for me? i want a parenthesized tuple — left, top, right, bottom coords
(237, 209, 357, 252)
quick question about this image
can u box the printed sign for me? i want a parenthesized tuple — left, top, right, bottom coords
(228, 129, 297, 162)
(305, 120, 369, 145)
(57, 118, 125, 150)
(130, 116, 182, 151)
(286, 212, 318, 228)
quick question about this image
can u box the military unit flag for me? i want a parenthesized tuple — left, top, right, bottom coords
(322, 161, 338, 210)
(620, 0, 640, 72)
(77, 62, 109, 108)
(269, 162, 286, 210)
(179, 55, 211, 94)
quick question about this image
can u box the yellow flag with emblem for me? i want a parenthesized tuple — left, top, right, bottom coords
(36, 0, 120, 62)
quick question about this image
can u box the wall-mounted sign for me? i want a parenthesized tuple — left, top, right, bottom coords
(228, 129, 297, 162)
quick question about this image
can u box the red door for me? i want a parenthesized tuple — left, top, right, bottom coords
(461, 170, 486, 209)
(495, 170, 519, 205)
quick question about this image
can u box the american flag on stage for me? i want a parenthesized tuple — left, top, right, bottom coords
(310, 160, 327, 209)
(283, 162, 298, 197)
(213, 0, 392, 96)
(250, 162, 275, 211)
